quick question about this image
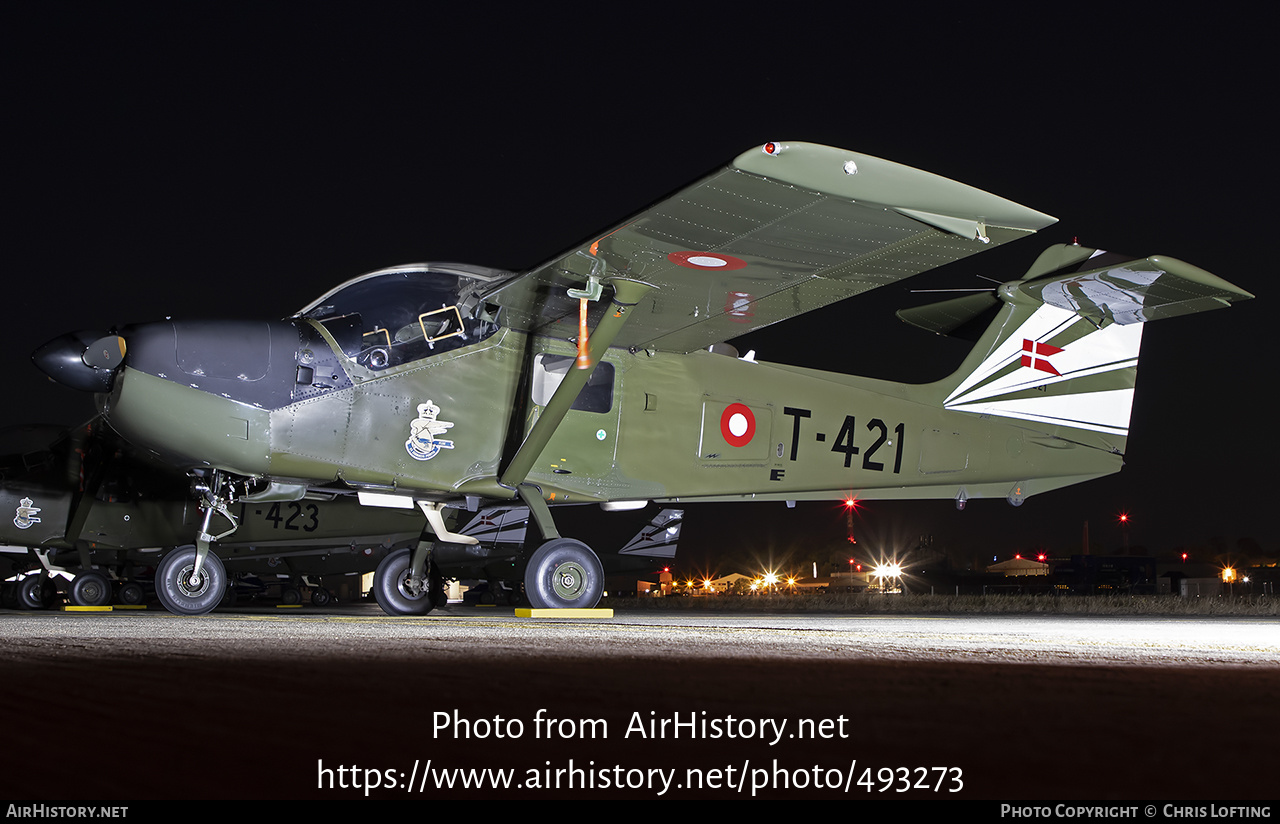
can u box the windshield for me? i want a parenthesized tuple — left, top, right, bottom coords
(299, 265, 501, 370)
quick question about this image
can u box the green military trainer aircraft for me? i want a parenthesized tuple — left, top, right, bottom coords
(32, 141, 1252, 616)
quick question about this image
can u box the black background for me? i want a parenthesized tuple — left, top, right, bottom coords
(5, 5, 1270, 568)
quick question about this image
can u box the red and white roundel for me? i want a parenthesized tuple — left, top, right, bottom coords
(668, 251, 747, 271)
(720, 403, 756, 447)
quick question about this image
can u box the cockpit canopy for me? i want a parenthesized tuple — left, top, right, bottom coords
(297, 263, 507, 371)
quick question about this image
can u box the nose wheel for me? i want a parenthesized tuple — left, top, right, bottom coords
(523, 539, 603, 609)
(155, 546, 227, 616)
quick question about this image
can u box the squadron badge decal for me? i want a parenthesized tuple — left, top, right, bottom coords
(405, 400, 456, 461)
(14, 497, 42, 529)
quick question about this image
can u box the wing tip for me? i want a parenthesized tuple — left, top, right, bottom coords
(734, 141, 1056, 232)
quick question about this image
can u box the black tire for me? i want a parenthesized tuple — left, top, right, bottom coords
(154, 547, 226, 616)
(117, 582, 145, 606)
(17, 576, 48, 610)
(281, 587, 302, 606)
(70, 571, 112, 607)
(523, 539, 603, 609)
(372, 548, 434, 616)
(310, 588, 332, 607)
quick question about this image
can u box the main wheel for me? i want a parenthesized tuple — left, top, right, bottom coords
(154, 547, 227, 616)
(310, 587, 332, 607)
(372, 548, 434, 616)
(117, 582, 145, 605)
(523, 539, 603, 609)
(70, 571, 112, 607)
(17, 576, 50, 610)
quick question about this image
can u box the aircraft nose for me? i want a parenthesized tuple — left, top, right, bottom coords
(32, 331, 127, 392)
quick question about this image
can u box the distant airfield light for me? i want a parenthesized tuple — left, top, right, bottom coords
(873, 562, 902, 579)
(763, 571, 779, 587)
(1222, 567, 1237, 584)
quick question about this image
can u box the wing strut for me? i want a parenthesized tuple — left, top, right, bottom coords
(498, 277, 653, 493)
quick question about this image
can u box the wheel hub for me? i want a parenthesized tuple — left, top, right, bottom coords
(552, 562, 587, 600)
(397, 574, 426, 600)
(177, 565, 210, 598)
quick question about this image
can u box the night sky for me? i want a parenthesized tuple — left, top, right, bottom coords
(4, 6, 1270, 572)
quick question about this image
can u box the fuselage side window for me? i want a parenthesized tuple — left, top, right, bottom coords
(531, 354, 614, 413)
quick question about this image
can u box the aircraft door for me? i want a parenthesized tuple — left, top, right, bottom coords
(527, 353, 621, 485)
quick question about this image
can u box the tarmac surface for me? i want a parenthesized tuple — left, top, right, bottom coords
(2, 602, 1277, 800)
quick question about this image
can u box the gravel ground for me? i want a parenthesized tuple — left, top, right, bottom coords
(2, 604, 1276, 800)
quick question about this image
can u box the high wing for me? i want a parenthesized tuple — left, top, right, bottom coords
(484, 141, 1057, 353)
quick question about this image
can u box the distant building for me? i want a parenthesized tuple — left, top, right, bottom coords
(986, 558, 1049, 577)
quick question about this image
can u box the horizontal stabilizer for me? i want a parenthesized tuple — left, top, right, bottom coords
(897, 292, 1000, 339)
(1015, 250, 1253, 326)
(901, 244, 1252, 340)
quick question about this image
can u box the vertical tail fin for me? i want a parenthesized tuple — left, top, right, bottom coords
(617, 508, 683, 559)
(904, 244, 1252, 442)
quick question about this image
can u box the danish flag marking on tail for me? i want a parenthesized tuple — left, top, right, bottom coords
(1021, 339, 1064, 376)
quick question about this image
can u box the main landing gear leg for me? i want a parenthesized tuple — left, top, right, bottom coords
(372, 502, 473, 616)
(373, 541, 441, 616)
